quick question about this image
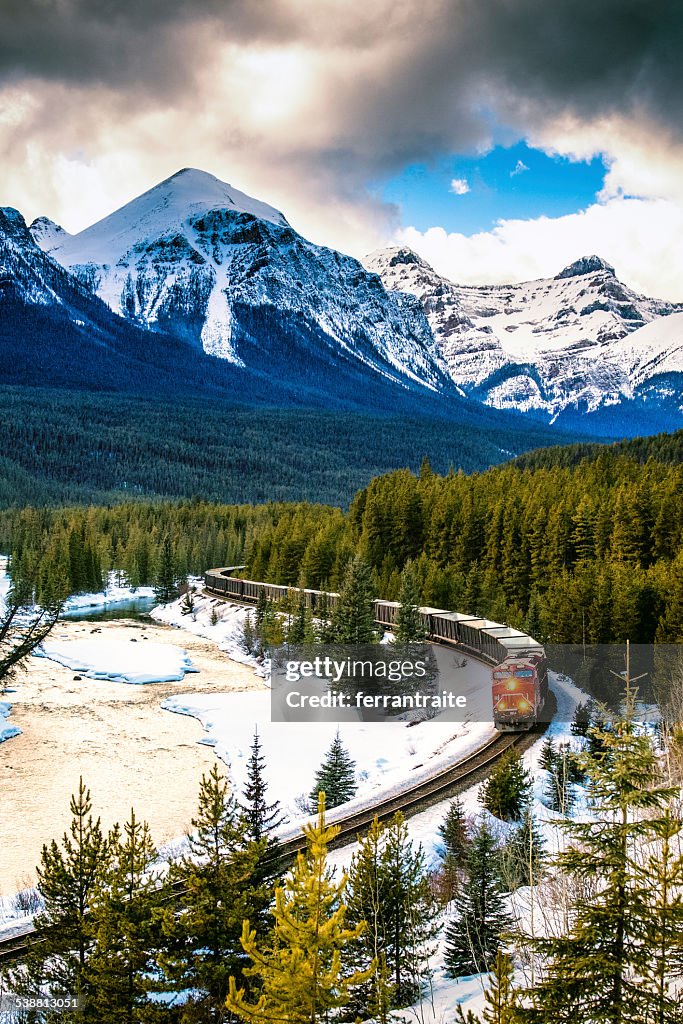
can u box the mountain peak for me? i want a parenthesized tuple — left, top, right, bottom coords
(0, 207, 28, 235)
(43, 167, 290, 268)
(555, 255, 616, 280)
(29, 216, 69, 251)
(368, 246, 428, 268)
(130, 167, 290, 230)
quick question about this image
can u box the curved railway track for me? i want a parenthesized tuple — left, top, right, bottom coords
(0, 695, 554, 968)
(0, 583, 553, 967)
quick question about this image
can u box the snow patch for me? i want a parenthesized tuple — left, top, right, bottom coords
(35, 639, 197, 685)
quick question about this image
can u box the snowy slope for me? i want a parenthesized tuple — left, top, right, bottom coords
(37, 169, 449, 392)
(366, 247, 683, 422)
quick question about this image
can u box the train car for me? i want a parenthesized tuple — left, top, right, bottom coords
(204, 566, 246, 598)
(374, 600, 400, 627)
(430, 612, 479, 647)
(491, 648, 548, 731)
(203, 568, 548, 731)
(480, 626, 529, 666)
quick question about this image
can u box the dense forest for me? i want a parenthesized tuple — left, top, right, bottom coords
(2, 432, 682, 644)
(0, 386, 569, 508)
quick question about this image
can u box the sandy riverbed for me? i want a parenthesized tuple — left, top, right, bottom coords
(0, 617, 262, 897)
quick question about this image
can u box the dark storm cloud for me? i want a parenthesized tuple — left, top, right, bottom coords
(2, 0, 682, 148)
(2, 0, 683, 257)
(0, 0, 290, 92)
(309, 0, 683, 177)
(466, 0, 683, 130)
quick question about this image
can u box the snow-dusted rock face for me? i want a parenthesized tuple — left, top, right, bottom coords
(29, 216, 70, 252)
(1, 206, 87, 309)
(366, 247, 683, 422)
(39, 169, 448, 392)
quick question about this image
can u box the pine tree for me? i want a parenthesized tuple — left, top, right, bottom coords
(439, 798, 470, 869)
(258, 602, 285, 653)
(226, 794, 373, 1024)
(345, 817, 392, 1020)
(377, 812, 440, 1006)
(87, 810, 160, 1022)
(314, 588, 335, 643)
(242, 612, 256, 655)
(636, 810, 683, 1024)
(544, 743, 576, 816)
(255, 587, 268, 629)
(153, 536, 180, 604)
(331, 555, 377, 644)
(394, 561, 427, 642)
(524, 593, 543, 642)
(502, 807, 546, 890)
(518, 683, 678, 1023)
(286, 588, 315, 645)
(28, 779, 109, 1002)
(310, 729, 357, 810)
(456, 950, 519, 1023)
(480, 749, 532, 822)
(444, 819, 511, 978)
(346, 814, 438, 1012)
(161, 764, 267, 1016)
(571, 701, 592, 737)
(240, 729, 286, 844)
(538, 736, 556, 772)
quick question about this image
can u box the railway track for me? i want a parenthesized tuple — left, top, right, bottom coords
(0, 586, 553, 966)
(0, 698, 554, 968)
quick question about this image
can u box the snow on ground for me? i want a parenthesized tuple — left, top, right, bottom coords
(0, 556, 10, 613)
(35, 639, 198, 685)
(0, 558, 21, 742)
(0, 700, 20, 743)
(163, 684, 495, 833)
(151, 589, 266, 676)
(0, 562, 589, 1023)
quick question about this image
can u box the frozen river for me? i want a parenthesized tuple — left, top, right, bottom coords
(0, 616, 260, 897)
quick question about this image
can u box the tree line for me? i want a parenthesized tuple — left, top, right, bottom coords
(244, 450, 683, 644)
(0, 385, 549, 510)
(1, 436, 682, 642)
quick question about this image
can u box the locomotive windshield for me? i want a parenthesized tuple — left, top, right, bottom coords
(514, 669, 534, 677)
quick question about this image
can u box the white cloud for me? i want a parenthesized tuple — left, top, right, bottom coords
(396, 196, 683, 301)
(449, 177, 470, 195)
(510, 159, 529, 176)
(1, 2, 683, 295)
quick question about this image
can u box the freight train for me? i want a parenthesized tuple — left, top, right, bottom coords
(204, 567, 548, 731)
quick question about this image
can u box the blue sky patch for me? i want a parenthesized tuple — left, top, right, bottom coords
(379, 142, 608, 235)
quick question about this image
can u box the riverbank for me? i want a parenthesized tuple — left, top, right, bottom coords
(0, 616, 262, 896)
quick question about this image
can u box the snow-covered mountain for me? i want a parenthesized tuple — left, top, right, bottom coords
(366, 247, 683, 426)
(10, 165, 683, 435)
(35, 169, 448, 393)
(0, 203, 245, 396)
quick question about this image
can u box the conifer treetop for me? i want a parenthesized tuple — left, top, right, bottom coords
(226, 792, 374, 1023)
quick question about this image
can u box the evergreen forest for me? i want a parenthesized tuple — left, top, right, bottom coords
(3, 431, 682, 646)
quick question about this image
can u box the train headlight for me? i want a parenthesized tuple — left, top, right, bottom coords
(517, 698, 531, 712)
(505, 679, 517, 691)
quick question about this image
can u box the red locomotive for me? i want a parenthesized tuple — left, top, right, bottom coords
(492, 651, 548, 731)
